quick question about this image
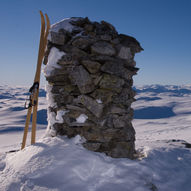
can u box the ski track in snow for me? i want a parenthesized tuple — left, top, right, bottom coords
(0, 84, 191, 191)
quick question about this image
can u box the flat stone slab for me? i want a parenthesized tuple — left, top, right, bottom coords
(101, 61, 133, 80)
(117, 46, 133, 61)
(70, 65, 95, 94)
(77, 95, 104, 118)
(99, 74, 125, 93)
(91, 41, 116, 56)
(81, 60, 101, 74)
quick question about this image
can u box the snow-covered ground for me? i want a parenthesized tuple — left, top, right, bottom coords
(133, 85, 191, 149)
(0, 84, 191, 191)
(0, 85, 47, 152)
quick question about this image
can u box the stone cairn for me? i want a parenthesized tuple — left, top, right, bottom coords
(44, 17, 143, 159)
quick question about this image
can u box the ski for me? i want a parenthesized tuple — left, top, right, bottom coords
(21, 11, 50, 150)
(31, 12, 50, 145)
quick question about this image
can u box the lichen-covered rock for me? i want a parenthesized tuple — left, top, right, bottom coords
(101, 61, 133, 80)
(50, 31, 67, 45)
(71, 37, 93, 50)
(81, 60, 101, 74)
(119, 34, 143, 53)
(91, 88, 115, 104)
(113, 88, 136, 106)
(76, 95, 104, 118)
(117, 46, 133, 61)
(44, 17, 143, 159)
(99, 74, 125, 93)
(107, 141, 135, 159)
(91, 41, 116, 56)
(109, 105, 126, 114)
(83, 142, 102, 151)
(69, 65, 95, 94)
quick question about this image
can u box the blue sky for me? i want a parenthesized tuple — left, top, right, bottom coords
(0, 0, 190, 86)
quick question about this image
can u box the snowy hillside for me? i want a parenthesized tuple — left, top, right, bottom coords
(133, 84, 191, 148)
(0, 85, 47, 152)
(0, 84, 191, 191)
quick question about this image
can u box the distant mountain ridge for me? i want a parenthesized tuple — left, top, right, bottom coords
(133, 84, 191, 95)
(1, 84, 191, 97)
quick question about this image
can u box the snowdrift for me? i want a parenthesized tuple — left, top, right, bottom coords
(1, 136, 191, 191)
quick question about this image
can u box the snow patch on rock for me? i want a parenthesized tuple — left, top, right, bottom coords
(48, 17, 82, 41)
(43, 47, 65, 77)
(96, 99, 102, 104)
(45, 84, 57, 136)
(56, 110, 69, 123)
(45, 84, 56, 108)
(76, 114, 88, 123)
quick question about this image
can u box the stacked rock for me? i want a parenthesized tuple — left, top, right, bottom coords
(44, 17, 143, 159)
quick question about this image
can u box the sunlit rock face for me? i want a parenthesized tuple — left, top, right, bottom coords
(44, 17, 143, 159)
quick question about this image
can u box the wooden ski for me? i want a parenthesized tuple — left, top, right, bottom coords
(21, 11, 50, 150)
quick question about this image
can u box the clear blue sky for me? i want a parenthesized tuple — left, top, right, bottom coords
(0, 0, 190, 86)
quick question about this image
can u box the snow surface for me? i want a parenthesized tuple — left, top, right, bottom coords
(0, 85, 47, 152)
(132, 85, 191, 148)
(50, 18, 80, 33)
(1, 136, 191, 191)
(45, 84, 56, 108)
(43, 47, 65, 77)
(0, 85, 191, 191)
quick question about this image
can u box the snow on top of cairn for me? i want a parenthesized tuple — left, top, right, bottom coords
(48, 17, 82, 41)
(50, 17, 81, 33)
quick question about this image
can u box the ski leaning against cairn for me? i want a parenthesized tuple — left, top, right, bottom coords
(21, 11, 50, 150)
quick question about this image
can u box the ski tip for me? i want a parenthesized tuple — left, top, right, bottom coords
(39, 10, 45, 24)
(45, 13, 50, 26)
(39, 10, 43, 17)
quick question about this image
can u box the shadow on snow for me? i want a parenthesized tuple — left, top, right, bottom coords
(134, 106, 176, 119)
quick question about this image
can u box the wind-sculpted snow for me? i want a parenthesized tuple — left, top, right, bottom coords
(133, 85, 191, 119)
(0, 94, 15, 99)
(0, 136, 191, 191)
(0, 86, 47, 134)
